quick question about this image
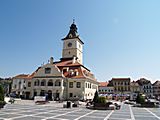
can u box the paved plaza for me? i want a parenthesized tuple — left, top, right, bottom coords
(0, 101, 160, 120)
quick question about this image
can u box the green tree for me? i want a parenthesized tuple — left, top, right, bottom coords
(0, 84, 4, 101)
(98, 96, 106, 104)
(136, 93, 145, 104)
(93, 91, 99, 103)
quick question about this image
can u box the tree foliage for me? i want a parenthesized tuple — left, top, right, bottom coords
(93, 91, 106, 104)
(93, 91, 99, 103)
(0, 84, 4, 101)
(98, 96, 106, 104)
(136, 93, 145, 104)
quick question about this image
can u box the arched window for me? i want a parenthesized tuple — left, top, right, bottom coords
(34, 79, 40, 86)
(40, 90, 45, 96)
(41, 80, 46, 86)
(55, 79, 61, 86)
(48, 80, 53, 86)
(28, 82, 31, 87)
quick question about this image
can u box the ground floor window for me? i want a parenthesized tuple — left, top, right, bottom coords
(69, 93, 73, 97)
(40, 90, 45, 96)
(34, 91, 37, 96)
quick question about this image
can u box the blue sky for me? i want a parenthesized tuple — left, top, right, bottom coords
(1, 0, 160, 82)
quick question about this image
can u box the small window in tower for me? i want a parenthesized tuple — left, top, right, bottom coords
(69, 34, 72, 38)
(68, 51, 70, 54)
(79, 44, 81, 48)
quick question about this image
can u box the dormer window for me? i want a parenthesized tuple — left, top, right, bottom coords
(62, 67, 69, 73)
(69, 34, 72, 38)
(63, 69, 67, 73)
(45, 68, 51, 74)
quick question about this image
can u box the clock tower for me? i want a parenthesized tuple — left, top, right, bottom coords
(61, 21, 84, 64)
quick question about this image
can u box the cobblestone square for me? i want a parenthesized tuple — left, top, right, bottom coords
(0, 101, 160, 120)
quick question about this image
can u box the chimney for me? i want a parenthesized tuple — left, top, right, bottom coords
(72, 56, 76, 64)
(50, 57, 54, 64)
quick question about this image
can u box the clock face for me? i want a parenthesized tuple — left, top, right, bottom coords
(68, 42, 72, 47)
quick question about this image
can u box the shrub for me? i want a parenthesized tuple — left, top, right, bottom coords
(0, 101, 6, 105)
(98, 96, 106, 104)
(93, 91, 99, 103)
(136, 93, 145, 104)
(0, 84, 4, 101)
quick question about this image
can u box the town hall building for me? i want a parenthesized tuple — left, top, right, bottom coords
(11, 21, 99, 101)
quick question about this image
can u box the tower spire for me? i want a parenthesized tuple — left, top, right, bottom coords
(61, 21, 84, 64)
(73, 19, 75, 24)
(62, 20, 79, 40)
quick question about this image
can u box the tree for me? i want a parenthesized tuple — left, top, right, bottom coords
(98, 96, 106, 104)
(93, 91, 99, 103)
(136, 93, 145, 104)
(0, 84, 4, 101)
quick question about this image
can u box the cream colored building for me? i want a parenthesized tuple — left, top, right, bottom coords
(11, 22, 99, 101)
(153, 81, 160, 99)
(130, 81, 140, 100)
(130, 81, 140, 93)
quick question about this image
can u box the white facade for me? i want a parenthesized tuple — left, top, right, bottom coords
(12, 65, 98, 100)
(137, 78, 153, 98)
(62, 38, 83, 64)
(11, 22, 98, 101)
(98, 86, 114, 94)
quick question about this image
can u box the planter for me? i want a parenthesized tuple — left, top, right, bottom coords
(0, 101, 6, 109)
(0, 104, 5, 109)
(94, 103, 106, 107)
(141, 102, 159, 108)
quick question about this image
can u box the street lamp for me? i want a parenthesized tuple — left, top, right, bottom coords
(65, 77, 68, 101)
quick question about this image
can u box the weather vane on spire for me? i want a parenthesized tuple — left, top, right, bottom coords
(73, 19, 75, 24)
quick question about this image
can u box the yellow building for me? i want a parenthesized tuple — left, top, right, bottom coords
(111, 78, 131, 94)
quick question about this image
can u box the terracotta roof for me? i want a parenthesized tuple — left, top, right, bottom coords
(99, 82, 108, 87)
(55, 60, 81, 67)
(62, 66, 85, 79)
(13, 59, 96, 81)
(54, 59, 96, 80)
(61, 66, 96, 80)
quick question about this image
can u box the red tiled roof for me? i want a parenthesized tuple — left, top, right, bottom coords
(99, 82, 108, 87)
(55, 60, 96, 80)
(13, 59, 97, 81)
(55, 60, 81, 67)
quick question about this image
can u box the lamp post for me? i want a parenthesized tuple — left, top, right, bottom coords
(66, 77, 68, 101)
